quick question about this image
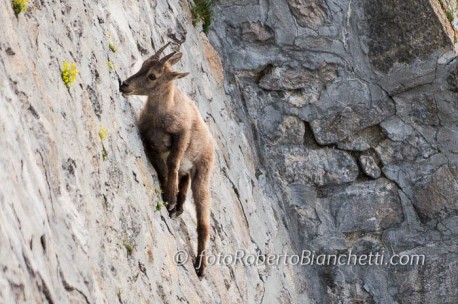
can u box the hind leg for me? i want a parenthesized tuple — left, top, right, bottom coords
(191, 166, 212, 278)
(169, 173, 190, 219)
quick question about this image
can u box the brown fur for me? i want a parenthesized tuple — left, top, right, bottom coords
(120, 42, 215, 278)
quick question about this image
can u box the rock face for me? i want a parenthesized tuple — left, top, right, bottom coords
(0, 0, 308, 303)
(363, 0, 453, 73)
(359, 155, 381, 179)
(1, 0, 458, 303)
(209, 0, 458, 302)
(326, 179, 403, 233)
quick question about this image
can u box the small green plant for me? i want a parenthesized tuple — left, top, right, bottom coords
(108, 43, 117, 53)
(191, 0, 213, 33)
(98, 125, 109, 141)
(155, 201, 169, 212)
(101, 148, 108, 161)
(105, 32, 121, 53)
(12, 0, 29, 16)
(98, 125, 109, 161)
(61, 61, 78, 89)
(156, 201, 164, 212)
(446, 9, 454, 22)
(116, 289, 122, 301)
(123, 240, 134, 256)
(107, 61, 118, 71)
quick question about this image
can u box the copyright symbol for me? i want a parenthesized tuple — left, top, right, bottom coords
(174, 250, 189, 266)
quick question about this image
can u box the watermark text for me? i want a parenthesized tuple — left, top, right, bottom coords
(174, 250, 425, 268)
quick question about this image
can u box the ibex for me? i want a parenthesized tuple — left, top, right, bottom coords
(120, 42, 215, 278)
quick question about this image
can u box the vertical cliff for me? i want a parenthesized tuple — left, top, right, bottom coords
(0, 0, 309, 303)
(1, 0, 458, 303)
(209, 0, 458, 303)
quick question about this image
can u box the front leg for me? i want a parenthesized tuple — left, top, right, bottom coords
(141, 136, 168, 189)
(164, 131, 190, 211)
(147, 147, 168, 186)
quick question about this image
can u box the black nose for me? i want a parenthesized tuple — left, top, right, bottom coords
(119, 81, 129, 92)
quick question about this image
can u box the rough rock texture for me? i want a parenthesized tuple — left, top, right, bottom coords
(0, 0, 309, 303)
(359, 155, 381, 179)
(326, 179, 403, 233)
(209, 0, 458, 302)
(2, 0, 458, 303)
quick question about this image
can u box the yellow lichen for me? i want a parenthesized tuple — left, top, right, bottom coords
(61, 61, 78, 89)
(107, 61, 118, 71)
(12, 0, 29, 16)
(98, 125, 109, 141)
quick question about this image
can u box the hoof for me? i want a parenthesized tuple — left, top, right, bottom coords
(194, 258, 206, 279)
(163, 195, 176, 211)
(161, 193, 168, 204)
(169, 208, 184, 219)
(195, 267, 205, 280)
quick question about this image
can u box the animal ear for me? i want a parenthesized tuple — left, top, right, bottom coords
(171, 71, 189, 79)
(165, 52, 183, 66)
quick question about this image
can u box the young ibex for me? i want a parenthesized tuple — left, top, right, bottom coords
(120, 42, 215, 278)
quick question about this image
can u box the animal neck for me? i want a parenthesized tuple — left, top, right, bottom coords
(146, 81, 176, 110)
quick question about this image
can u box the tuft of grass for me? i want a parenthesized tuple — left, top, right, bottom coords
(155, 201, 169, 212)
(191, 0, 213, 33)
(107, 61, 118, 71)
(156, 201, 164, 212)
(123, 240, 134, 256)
(98, 125, 109, 161)
(101, 148, 108, 161)
(98, 125, 109, 141)
(61, 61, 78, 89)
(108, 43, 117, 53)
(12, 0, 29, 16)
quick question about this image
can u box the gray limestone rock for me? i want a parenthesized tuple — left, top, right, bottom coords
(326, 179, 403, 233)
(270, 115, 305, 145)
(413, 165, 458, 224)
(287, 0, 328, 29)
(209, 0, 458, 301)
(376, 135, 438, 165)
(310, 101, 395, 145)
(0, 0, 309, 303)
(447, 66, 458, 92)
(359, 155, 381, 179)
(337, 126, 386, 151)
(393, 246, 458, 304)
(363, 0, 453, 73)
(241, 21, 275, 43)
(380, 116, 415, 142)
(278, 147, 359, 186)
(258, 63, 337, 91)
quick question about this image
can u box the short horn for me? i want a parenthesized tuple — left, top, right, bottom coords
(160, 51, 177, 64)
(150, 42, 171, 61)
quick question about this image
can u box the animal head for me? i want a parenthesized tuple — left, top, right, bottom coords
(120, 42, 189, 96)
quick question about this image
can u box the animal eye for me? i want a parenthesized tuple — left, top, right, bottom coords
(148, 74, 156, 81)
